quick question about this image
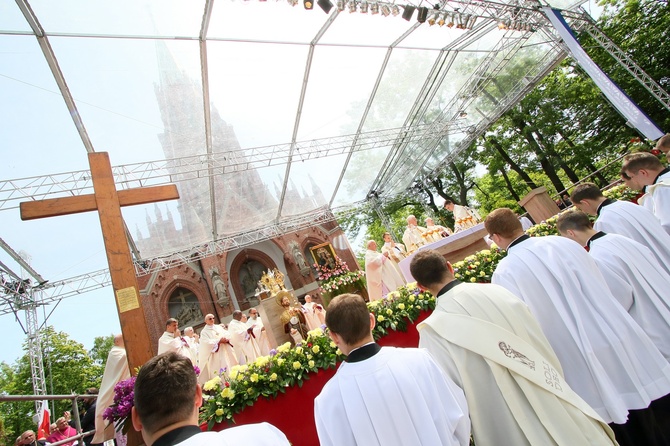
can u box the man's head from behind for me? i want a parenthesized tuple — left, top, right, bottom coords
(621, 152, 665, 190)
(409, 250, 453, 294)
(132, 352, 200, 443)
(556, 210, 594, 246)
(325, 294, 373, 354)
(569, 183, 605, 215)
(484, 208, 524, 249)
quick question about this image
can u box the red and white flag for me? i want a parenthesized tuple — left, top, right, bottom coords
(37, 400, 50, 440)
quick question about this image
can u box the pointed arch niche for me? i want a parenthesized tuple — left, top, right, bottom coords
(229, 250, 277, 311)
(168, 286, 205, 331)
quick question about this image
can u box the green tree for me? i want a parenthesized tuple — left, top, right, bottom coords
(0, 327, 103, 444)
(90, 334, 115, 366)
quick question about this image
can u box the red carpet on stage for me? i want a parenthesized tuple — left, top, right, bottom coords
(212, 310, 432, 446)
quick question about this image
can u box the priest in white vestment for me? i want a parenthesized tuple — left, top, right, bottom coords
(157, 318, 192, 360)
(302, 295, 325, 330)
(364, 240, 405, 301)
(92, 334, 131, 444)
(228, 311, 259, 364)
(621, 152, 670, 235)
(314, 293, 470, 446)
(401, 215, 428, 254)
(198, 314, 238, 384)
(557, 210, 670, 361)
(570, 182, 670, 276)
(444, 200, 480, 232)
(425, 217, 452, 242)
(247, 308, 271, 356)
(486, 208, 670, 443)
(182, 327, 199, 366)
(410, 250, 617, 446)
(381, 232, 408, 281)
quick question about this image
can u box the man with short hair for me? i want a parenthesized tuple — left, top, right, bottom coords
(93, 333, 131, 445)
(46, 417, 77, 446)
(157, 318, 191, 360)
(228, 310, 259, 364)
(314, 293, 470, 446)
(444, 200, 480, 232)
(570, 182, 670, 276)
(557, 209, 670, 361)
(655, 133, 670, 163)
(401, 215, 428, 254)
(425, 217, 452, 241)
(131, 352, 289, 445)
(620, 152, 670, 234)
(182, 327, 199, 366)
(19, 430, 45, 446)
(198, 314, 238, 384)
(246, 308, 270, 356)
(411, 250, 616, 446)
(486, 207, 670, 445)
(364, 240, 405, 301)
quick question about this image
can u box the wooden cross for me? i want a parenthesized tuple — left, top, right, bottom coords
(20, 152, 180, 370)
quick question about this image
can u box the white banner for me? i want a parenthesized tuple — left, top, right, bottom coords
(542, 7, 663, 141)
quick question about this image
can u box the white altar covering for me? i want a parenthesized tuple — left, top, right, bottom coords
(398, 223, 486, 282)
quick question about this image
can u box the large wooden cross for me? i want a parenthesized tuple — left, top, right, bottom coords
(20, 152, 180, 370)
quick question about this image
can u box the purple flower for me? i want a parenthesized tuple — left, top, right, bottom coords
(193, 365, 201, 376)
(269, 349, 278, 356)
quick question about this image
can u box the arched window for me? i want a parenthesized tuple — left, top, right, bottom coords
(238, 260, 267, 301)
(168, 287, 203, 329)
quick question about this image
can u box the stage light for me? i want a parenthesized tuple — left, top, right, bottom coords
(318, 0, 334, 12)
(465, 14, 476, 29)
(349, 0, 357, 12)
(437, 12, 446, 26)
(380, 4, 390, 15)
(304, 0, 314, 9)
(459, 111, 468, 118)
(417, 6, 429, 23)
(456, 13, 466, 29)
(428, 11, 439, 26)
(401, 4, 415, 21)
(337, 0, 346, 10)
(391, 4, 400, 15)
(446, 11, 455, 27)
(360, 0, 369, 13)
(370, 2, 379, 14)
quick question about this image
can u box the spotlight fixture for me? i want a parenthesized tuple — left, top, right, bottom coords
(456, 13, 466, 29)
(349, 0, 357, 13)
(417, 6, 429, 23)
(381, 4, 390, 15)
(391, 4, 400, 15)
(318, 0, 334, 13)
(360, 0, 369, 13)
(337, 0, 346, 10)
(446, 11, 455, 27)
(304, 0, 314, 9)
(370, 1, 379, 14)
(437, 12, 446, 26)
(459, 111, 468, 118)
(401, 4, 415, 21)
(428, 11, 439, 26)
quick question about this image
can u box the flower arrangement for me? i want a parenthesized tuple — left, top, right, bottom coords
(603, 183, 638, 202)
(525, 214, 560, 237)
(314, 256, 365, 294)
(451, 246, 508, 284)
(367, 282, 436, 338)
(200, 327, 345, 428)
(102, 376, 136, 434)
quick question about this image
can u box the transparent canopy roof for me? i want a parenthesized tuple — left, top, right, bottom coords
(0, 0, 584, 286)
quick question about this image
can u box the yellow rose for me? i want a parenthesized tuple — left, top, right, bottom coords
(406, 282, 417, 290)
(254, 356, 269, 367)
(292, 361, 301, 370)
(215, 408, 224, 417)
(307, 354, 313, 360)
(455, 273, 461, 278)
(277, 342, 291, 353)
(270, 373, 278, 381)
(386, 309, 392, 315)
(470, 277, 477, 282)
(307, 327, 323, 337)
(247, 388, 254, 395)
(408, 295, 415, 302)
(229, 369, 239, 381)
(479, 271, 485, 277)
(203, 376, 221, 391)
(312, 345, 320, 353)
(388, 291, 399, 299)
(397, 303, 405, 310)
(250, 373, 259, 383)
(308, 360, 315, 367)
(490, 242, 499, 249)
(220, 388, 235, 399)
(295, 346, 303, 354)
(377, 315, 385, 322)
(276, 358, 285, 366)
(330, 341, 337, 348)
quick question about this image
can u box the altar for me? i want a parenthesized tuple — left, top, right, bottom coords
(398, 223, 489, 281)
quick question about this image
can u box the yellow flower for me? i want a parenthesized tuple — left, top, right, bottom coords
(406, 282, 417, 290)
(455, 273, 461, 278)
(276, 358, 285, 366)
(254, 356, 270, 367)
(292, 361, 301, 369)
(229, 369, 239, 381)
(277, 342, 292, 353)
(479, 271, 486, 276)
(490, 242, 499, 249)
(397, 303, 405, 310)
(312, 345, 320, 353)
(220, 388, 235, 399)
(377, 315, 385, 322)
(270, 373, 278, 381)
(388, 291, 399, 299)
(408, 295, 415, 302)
(215, 408, 224, 416)
(250, 373, 259, 383)
(386, 309, 392, 315)
(308, 360, 315, 367)
(247, 388, 254, 395)
(203, 376, 221, 391)
(307, 327, 324, 337)
(480, 249, 491, 256)
(367, 300, 380, 308)
(295, 346, 303, 354)
(330, 341, 337, 348)
(307, 354, 313, 360)
(470, 277, 477, 282)
(336, 349, 342, 355)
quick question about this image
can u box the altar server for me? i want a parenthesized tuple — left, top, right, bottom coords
(570, 182, 670, 276)
(557, 210, 670, 361)
(314, 293, 470, 446)
(486, 208, 670, 445)
(621, 152, 670, 234)
(411, 250, 616, 446)
(364, 240, 405, 301)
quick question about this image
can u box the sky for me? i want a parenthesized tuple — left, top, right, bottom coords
(0, 0, 605, 366)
